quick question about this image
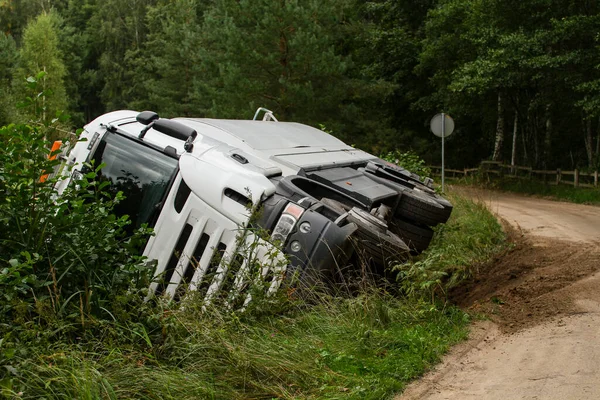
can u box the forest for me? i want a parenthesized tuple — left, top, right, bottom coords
(1, 0, 600, 170)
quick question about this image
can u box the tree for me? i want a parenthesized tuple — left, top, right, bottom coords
(87, 0, 156, 111)
(193, 0, 388, 147)
(56, 0, 103, 126)
(359, 0, 439, 155)
(0, 32, 17, 125)
(198, 0, 351, 122)
(417, 0, 600, 168)
(130, 0, 208, 116)
(12, 11, 68, 128)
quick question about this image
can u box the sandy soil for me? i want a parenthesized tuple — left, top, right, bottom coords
(398, 189, 600, 400)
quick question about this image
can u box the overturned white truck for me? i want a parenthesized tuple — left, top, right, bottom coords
(56, 109, 452, 303)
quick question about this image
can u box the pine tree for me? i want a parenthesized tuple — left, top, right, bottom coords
(57, 0, 102, 126)
(0, 33, 18, 126)
(13, 11, 68, 127)
(131, 0, 208, 117)
(88, 0, 156, 111)
(196, 0, 380, 145)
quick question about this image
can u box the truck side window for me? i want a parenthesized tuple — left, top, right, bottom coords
(90, 133, 179, 234)
(174, 178, 191, 213)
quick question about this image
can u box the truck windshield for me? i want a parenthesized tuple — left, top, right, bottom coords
(90, 132, 178, 233)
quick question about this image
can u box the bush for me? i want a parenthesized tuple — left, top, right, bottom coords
(380, 150, 432, 178)
(0, 116, 152, 336)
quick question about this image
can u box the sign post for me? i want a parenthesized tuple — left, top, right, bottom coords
(430, 113, 455, 193)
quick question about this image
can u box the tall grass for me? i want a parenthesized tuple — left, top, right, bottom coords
(394, 191, 507, 299)
(1, 191, 505, 400)
(3, 295, 468, 400)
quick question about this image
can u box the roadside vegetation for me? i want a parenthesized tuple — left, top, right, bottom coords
(446, 174, 600, 206)
(396, 191, 507, 299)
(0, 103, 507, 399)
(484, 178, 600, 206)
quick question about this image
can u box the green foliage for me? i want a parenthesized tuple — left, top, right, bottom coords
(417, 0, 600, 168)
(130, 0, 206, 116)
(189, 0, 394, 147)
(1, 293, 469, 399)
(12, 11, 69, 128)
(0, 103, 152, 340)
(394, 191, 507, 299)
(87, 0, 155, 111)
(485, 178, 600, 205)
(380, 149, 432, 178)
(199, 0, 350, 120)
(54, 0, 100, 127)
(0, 0, 599, 168)
(0, 33, 18, 126)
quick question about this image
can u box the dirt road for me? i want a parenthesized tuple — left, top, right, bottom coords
(398, 189, 600, 400)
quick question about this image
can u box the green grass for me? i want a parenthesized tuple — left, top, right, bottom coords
(2, 297, 469, 400)
(394, 190, 507, 299)
(1, 192, 506, 400)
(492, 178, 600, 205)
(446, 174, 600, 205)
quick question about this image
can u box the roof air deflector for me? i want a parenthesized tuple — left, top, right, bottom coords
(137, 111, 159, 125)
(153, 119, 197, 141)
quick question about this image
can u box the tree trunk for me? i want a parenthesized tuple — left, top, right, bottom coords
(492, 91, 504, 161)
(521, 131, 528, 164)
(511, 108, 518, 167)
(531, 107, 539, 166)
(544, 104, 552, 168)
(585, 117, 593, 168)
(596, 117, 600, 165)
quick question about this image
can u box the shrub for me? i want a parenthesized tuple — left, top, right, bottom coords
(0, 100, 152, 339)
(380, 150, 432, 178)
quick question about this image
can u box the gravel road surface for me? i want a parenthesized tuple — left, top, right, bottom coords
(398, 189, 600, 400)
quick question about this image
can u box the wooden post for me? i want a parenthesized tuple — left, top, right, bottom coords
(595, 170, 598, 188)
(574, 169, 579, 187)
(542, 170, 547, 185)
(556, 168, 561, 185)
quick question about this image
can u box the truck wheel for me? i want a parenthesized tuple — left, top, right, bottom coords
(360, 167, 451, 226)
(391, 218, 434, 254)
(395, 189, 448, 226)
(346, 208, 410, 266)
(432, 193, 453, 217)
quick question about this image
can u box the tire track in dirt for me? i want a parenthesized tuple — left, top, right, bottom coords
(398, 188, 600, 400)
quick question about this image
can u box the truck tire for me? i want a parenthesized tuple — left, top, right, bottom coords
(391, 218, 434, 254)
(360, 168, 450, 226)
(395, 189, 448, 226)
(346, 208, 410, 266)
(432, 193, 453, 218)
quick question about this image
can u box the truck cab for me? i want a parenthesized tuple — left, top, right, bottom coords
(57, 109, 452, 304)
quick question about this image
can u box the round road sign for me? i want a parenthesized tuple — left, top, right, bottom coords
(430, 113, 455, 138)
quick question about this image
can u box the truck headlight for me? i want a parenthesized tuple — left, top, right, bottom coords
(271, 202, 305, 245)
